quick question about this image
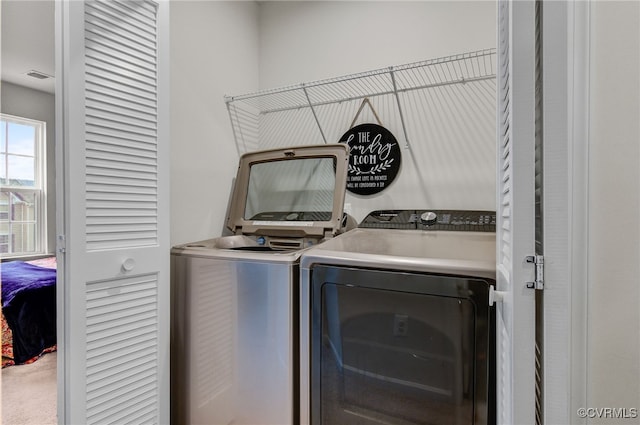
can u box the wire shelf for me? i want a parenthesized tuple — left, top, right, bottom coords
(225, 48, 496, 156)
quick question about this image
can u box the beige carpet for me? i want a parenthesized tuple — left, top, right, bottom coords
(1, 352, 57, 425)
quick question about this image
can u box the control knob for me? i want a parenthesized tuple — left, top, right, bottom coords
(420, 211, 438, 226)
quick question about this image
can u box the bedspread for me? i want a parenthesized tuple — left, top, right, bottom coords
(1, 261, 57, 364)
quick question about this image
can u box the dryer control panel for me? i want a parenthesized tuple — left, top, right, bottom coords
(359, 209, 496, 232)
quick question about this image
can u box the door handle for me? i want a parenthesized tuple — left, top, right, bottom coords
(122, 258, 136, 272)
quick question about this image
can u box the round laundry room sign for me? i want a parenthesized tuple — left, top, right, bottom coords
(339, 123, 402, 196)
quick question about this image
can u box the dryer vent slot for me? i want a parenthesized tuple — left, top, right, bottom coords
(269, 239, 304, 250)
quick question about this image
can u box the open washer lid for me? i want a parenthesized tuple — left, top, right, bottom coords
(226, 144, 350, 239)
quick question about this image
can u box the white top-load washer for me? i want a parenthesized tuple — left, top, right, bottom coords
(171, 144, 352, 425)
(299, 209, 497, 425)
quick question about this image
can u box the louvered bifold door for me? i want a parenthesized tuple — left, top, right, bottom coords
(495, 1, 537, 424)
(57, 1, 170, 423)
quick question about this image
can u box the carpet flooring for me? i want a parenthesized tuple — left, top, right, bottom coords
(1, 351, 57, 424)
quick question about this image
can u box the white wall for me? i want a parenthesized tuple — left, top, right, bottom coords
(170, 0, 260, 245)
(587, 1, 640, 419)
(258, 1, 497, 221)
(259, 1, 496, 88)
(0, 81, 56, 255)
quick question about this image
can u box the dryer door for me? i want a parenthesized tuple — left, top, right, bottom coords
(310, 265, 494, 425)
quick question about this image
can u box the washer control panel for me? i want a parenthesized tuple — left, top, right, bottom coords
(359, 209, 496, 232)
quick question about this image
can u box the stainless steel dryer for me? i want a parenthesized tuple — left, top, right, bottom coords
(300, 209, 497, 425)
(171, 144, 352, 425)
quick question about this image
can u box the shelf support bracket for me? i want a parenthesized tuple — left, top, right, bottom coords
(389, 67, 412, 150)
(302, 84, 328, 144)
(225, 101, 243, 156)
(525, 255, 544, 290)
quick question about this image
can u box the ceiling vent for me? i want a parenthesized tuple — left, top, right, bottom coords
(25, 70, 53, 80)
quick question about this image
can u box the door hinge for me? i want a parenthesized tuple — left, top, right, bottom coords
(57, 234, 66, 254)
(525, 255, 544, 290)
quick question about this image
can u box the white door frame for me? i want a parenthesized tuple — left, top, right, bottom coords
(540, 1, 590, 423)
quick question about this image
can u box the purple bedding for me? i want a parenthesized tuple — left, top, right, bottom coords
(1, 261, 57, 364)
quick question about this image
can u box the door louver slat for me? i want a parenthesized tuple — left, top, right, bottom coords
(86, 2, 156, 41)
(84, 12, 160, 254)
(86, 272, 159, 425)
(86, 80, 156, 107)
(86, 77, 156, 103)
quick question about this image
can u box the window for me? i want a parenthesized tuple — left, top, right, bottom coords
(0, 114, 47, 257)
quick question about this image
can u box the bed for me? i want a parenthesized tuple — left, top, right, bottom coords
(1, 257, 57, 367)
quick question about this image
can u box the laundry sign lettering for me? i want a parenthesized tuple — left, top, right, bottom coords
(339, 123, 401, 195)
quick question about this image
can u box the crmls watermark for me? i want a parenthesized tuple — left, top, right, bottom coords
(577, 407, 638, 419)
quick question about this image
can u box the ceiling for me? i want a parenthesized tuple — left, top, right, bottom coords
(1, 0, 56, 94)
